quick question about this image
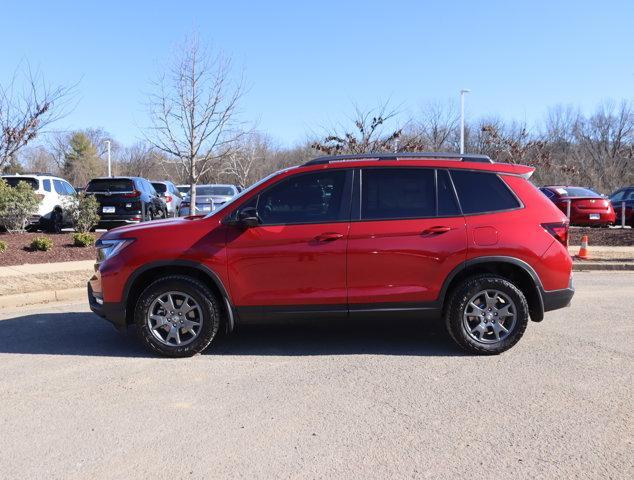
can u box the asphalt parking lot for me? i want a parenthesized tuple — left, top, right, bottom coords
(0, 272, 632, 479)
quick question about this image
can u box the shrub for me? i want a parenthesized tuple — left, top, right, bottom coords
(0, 240, 6, 253)
(0, 179, 39, 233)
(67, 193, 100, 233)
(72, 232, 96, 247)
(30, 236, 54, 251)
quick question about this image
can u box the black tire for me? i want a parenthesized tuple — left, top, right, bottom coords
(154, 207, 166, 219)
(445, 275, 529, 355)
(47, 209, 63, 233)
(134, 275, 221, 357)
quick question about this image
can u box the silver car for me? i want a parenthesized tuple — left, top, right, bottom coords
(178, 184, 239, 216)
(151, 181, 183, 217)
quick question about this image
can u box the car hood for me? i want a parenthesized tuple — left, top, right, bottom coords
(102, 216, 205, 239)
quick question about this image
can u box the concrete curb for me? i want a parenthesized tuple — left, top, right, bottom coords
(573, 262, 634, 271)
(0, 287, 85, 309)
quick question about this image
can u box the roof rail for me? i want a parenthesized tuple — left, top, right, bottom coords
(302, 152, 493, 166)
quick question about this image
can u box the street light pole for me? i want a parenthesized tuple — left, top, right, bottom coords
(105, 140, 112, 177)
(460, 89, 471, 154)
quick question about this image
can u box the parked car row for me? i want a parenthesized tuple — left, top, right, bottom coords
(1, 172, 239, 231)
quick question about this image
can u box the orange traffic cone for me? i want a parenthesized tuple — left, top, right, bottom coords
(576, 235, 591, 260)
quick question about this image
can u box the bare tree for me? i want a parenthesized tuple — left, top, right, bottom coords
(0, 64, 76, 170)
(404, 100, 460, 151)
(221, 132, 271, 188)
(118, 143, 167, 178)
(145, 36, 245, 207)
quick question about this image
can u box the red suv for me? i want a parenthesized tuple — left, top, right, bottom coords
(88, 153, 574, 357)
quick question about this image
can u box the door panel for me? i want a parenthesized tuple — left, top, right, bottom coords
(347, 218, 467, 305)
(225, 169, 352, 311)
(226, 223, 349, 307)
(347, 167, 467, 306)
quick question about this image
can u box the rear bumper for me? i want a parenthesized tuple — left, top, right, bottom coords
(88, 282, 127, 331)
(542, 281, 575, 312)
(96, 215, 142, 229)
(570, 212, 616, 225)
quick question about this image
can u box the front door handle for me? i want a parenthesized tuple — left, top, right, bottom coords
(314, 232, 344, 242)
(421, 226, 452, 235)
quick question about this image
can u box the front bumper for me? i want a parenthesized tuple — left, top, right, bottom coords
(87, 282, 127, 331)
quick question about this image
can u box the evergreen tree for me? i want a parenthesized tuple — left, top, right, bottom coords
(63, 132, 103, 186)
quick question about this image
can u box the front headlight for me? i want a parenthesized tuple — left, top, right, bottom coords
(96, 239, 134, 263)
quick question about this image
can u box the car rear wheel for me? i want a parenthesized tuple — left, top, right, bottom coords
(445, 275, 529, 355)
(134, 275, 221, 357)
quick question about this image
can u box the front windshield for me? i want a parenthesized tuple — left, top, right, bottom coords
(203, 168, 295, 218)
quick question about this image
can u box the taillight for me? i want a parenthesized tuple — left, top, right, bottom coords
(165, 195, 172, 203)
(122, 190, 141, 198)
(35, 194, 45, 201)
(542, 222, 569, 247)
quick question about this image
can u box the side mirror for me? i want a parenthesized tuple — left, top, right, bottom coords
(236, 207, 260, 228)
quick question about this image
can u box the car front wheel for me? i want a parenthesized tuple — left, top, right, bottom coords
(445, 275, 529, 355)
(134, 275, 221, 357)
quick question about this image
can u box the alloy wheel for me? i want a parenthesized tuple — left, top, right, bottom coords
(147, 291, 203, 346)
(462, 289, 517, 344)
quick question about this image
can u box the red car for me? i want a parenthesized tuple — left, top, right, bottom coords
(539, 186, 616, 226)
(89, 153, 574, 357)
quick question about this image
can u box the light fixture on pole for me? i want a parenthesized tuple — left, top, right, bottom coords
(105, 140, 112, 177)
(460, 89, 471, 154)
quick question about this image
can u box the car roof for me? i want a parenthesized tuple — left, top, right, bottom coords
(295, 153, 534, 177)
(303, 152, 493, 165)
(1, 173, 66, 180)
(89, 176, 139, 181)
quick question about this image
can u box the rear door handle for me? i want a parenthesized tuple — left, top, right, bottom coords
(314, 232, 344, 242)
(421, 226, 452, 235)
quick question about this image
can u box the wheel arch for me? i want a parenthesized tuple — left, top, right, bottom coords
(440, 256, 545, 322)
(123, 261, 236, 332)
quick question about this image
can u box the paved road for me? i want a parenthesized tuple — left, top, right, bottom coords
(0, 272, 632, 479)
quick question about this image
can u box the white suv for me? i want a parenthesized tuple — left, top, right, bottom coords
(1, 173, 77, 232)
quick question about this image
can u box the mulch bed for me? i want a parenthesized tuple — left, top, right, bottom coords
(569, 227, 633, 247)
(0, 232, 102, 266)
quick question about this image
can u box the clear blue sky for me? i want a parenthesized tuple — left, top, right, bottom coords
(1, 0, 632, 147)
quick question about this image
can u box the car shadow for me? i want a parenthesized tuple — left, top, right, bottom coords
(0, 311, 465, 358)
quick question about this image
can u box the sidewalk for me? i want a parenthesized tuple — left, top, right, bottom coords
(0, 260, 94, 309)
(0, 259, 95, 278)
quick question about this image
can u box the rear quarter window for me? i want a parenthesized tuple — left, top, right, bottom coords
(2, 177, 38, 189)
(450, 170, 520, 214)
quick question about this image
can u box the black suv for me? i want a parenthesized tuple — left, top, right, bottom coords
(85, 177, 168, 229)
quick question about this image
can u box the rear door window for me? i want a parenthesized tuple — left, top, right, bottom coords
(43, 179, 52, 192)
(152, 182, 167, 194)
(437, 169, 461, 216)
(361, 168, 435, 220)
(450, 170, 520, 214)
